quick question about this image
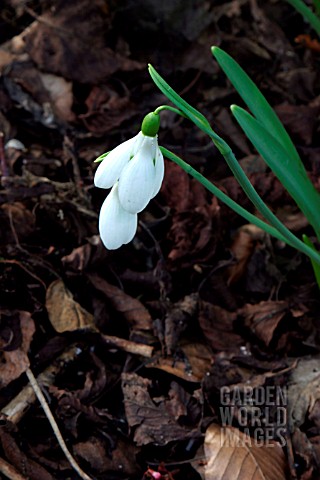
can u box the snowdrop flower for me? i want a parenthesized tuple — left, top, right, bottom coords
(94, 112, 164, 249)
(98, 183, 137, 250)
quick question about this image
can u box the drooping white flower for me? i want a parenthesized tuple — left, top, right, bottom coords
(118, 136, 164, 213)
(94, 112, 164, 249)
(94, 132, 143, 189)
(98, 183, 137, 250)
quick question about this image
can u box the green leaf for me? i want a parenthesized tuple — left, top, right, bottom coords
(94, 152, 110, 163)
(148, 64, 229, 154)
(231, 105, 320, 239)
(149, 64, 320, 247)
(303, 234, 320, 287)
(211, 46, 302, 167)
(285, 0, 320, 36)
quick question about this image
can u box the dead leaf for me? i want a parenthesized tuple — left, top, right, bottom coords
(275, 103, 320, 146)
(0, 311, 35, 388)
(79, 85, 136, 134)
(226, 224, 268, 285)
(73, 437, 109, 471)
(161, 162, 220, 268)
(40, 73, 76, 123)
(199, 302, 242, 351)
(1, 202, 35, 242)
(164, 293, 198, 354)
(240, 301, 288, 347)
(0, 427, 53, 480)
(288, 358, 320, 432)
(147, 341, 212, 382)
(76, 438, 140, 477)
(23, 1, 143, 83)
(46, 279, 95, 332)
(122, 372, 200, 446)
(88, 274, 152, 330)
(199, 424, 287, 480)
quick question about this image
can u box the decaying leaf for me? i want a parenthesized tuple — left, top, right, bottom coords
(161, 162, 220, 269)
(147, 341, 212, 382)
(23, 0, 143, 83)
(288, 358, 320, 432)
(0, 311, 35, 388)
(240, 301, 288, 347)
(40, 73, 76, 123)
(198, 424, 287, 480)
(199, 301, 242, 352)
(164, 293, 198, 354)
(226, 224, 267, 285)
(46, 279, 94, 332)
(122, 372, 200, 446)
(88, 274, 152, 330)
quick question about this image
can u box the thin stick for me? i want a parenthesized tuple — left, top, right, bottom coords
(2, 346, 79, 424)
(25, 367, 92, 480)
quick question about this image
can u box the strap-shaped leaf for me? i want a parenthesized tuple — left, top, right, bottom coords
(303, 235, 320, 286)
(286, 0, 320, 36)
(211, 46, 302, 167)
(148, 64, 229, 155)
(231, 105, 320, 239)
(148, 64, 320, 247)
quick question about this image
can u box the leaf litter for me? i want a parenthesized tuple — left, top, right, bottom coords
(0, 0, 319, 479)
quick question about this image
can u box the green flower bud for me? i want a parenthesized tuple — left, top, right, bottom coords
(141, 112, 160, 137)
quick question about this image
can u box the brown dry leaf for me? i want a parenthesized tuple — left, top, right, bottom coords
(287, 359, 320, 477)
(122, 372, 200, 446)
(74, 437, 140, 477)
(0, 49, 15, 71)
(200, 424, 287, 480)
(0, 427, 53, 480)
(79, 85, 136, 134)
(199, 302, 242, 352)
(147, 341, 212, 382)
(240, 301, 288, 347)
(288, 358, 320, 432)
(161, 161, 220, 268)
(23, 0, 143, 83)
(227, 224, 267, 285)
(164, 293, 198, 354)
(1, 202, 35, 242)
(275, 103, 320, 146)
(73, 437, 109, 471)
(46, 279, 95, 332)
(0, 311, 35, 388)
(88, 274, 152, 330)
(40, 73, 76, 123)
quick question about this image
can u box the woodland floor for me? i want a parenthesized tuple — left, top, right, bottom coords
(0, 1, 320, 479)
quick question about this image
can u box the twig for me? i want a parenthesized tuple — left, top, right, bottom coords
(0, 457, 26, 480)
(2, 346, 78, 424)
(102, 334, 154, 357)
(25, 367, 93, 480)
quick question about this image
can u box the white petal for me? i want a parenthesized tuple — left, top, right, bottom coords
(118, 137, 157, 214)
(150, 148, 164, 198)
(99, 184, 137, 249)
(94, 133, 140, 189)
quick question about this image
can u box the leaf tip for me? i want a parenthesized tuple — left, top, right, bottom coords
(211, 46, 221, 57)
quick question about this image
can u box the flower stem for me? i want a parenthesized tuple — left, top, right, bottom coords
(154, 105, 187, 117)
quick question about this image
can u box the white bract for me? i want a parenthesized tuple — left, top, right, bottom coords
(94, 116, 164, 250)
